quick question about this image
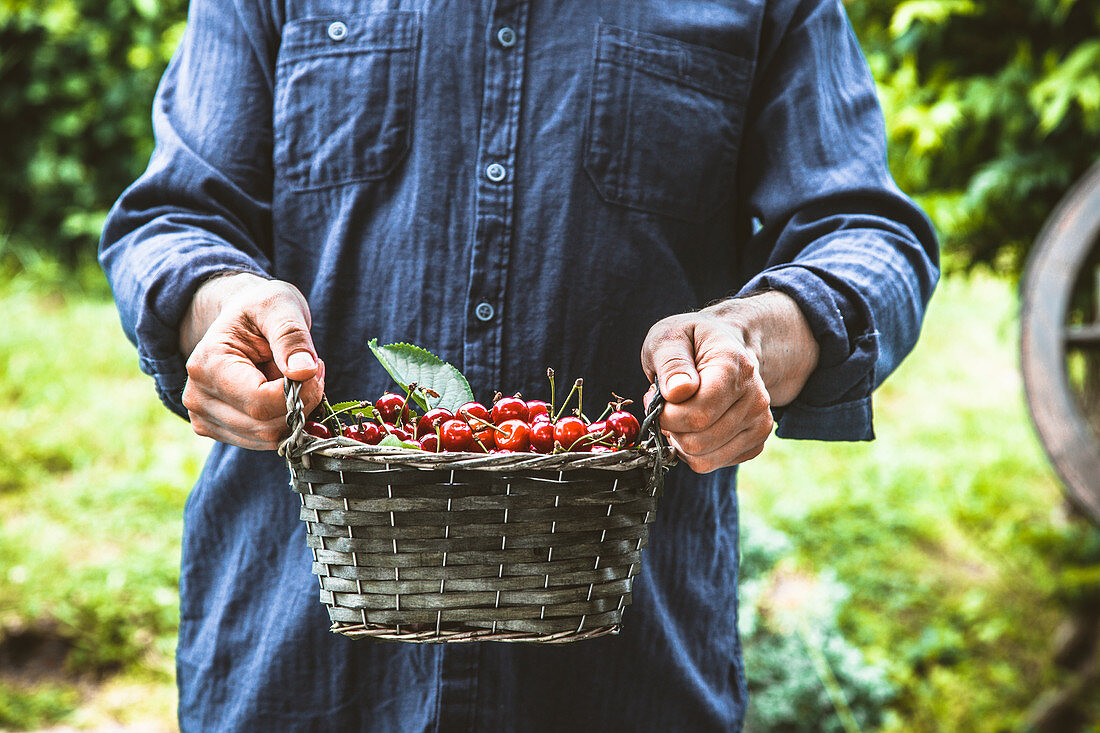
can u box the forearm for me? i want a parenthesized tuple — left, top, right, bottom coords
(702, 290, 819, 406)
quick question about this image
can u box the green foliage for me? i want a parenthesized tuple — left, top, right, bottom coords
(847, 0, 1100, 274)
(739, 513, 897, 732)
(0, 268, 204, 729)
(0, 682, 79, 731)
(0, 0, 187, 262)
(741, 273, 1100, 729)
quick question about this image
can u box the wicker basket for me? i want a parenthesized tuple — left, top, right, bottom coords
(277, 380, 672, 643)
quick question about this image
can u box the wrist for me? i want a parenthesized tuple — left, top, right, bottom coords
(702, 291, 820, 406)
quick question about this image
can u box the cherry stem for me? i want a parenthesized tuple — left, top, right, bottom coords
(553, 378, 583, 422)
(400, 382, 418, 420)
(467, 414, 507, 435)
(547, 368, 556, 420)
(577, 379, 584, 423)
(595, 402, 614, 422)
(321, 397, 343, 433)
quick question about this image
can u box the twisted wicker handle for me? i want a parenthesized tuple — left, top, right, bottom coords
(277, 378, 306, 458)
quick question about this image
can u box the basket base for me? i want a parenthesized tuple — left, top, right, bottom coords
(331, 621, 620, 643)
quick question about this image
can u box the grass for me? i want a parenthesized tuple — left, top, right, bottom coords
(740, 273, 1100, 731)
(0, 265, 1096, 731)
(0, 263, 209, 731)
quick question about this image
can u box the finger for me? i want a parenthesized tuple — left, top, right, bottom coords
(658, 351, 761, 435)
(670, 411, 773, 473)
(641, 319, 701, 403)
(669, 384, 771, 457)
(186, 352, 290, 422)
(187, 400, 292, 451)
(253, 294, 318, 381)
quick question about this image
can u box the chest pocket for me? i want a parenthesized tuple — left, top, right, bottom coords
(274, 12, 419, 192)
(584, 24, 751, 222)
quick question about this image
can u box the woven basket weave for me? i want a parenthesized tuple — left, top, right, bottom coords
(278, 380, 672, 643)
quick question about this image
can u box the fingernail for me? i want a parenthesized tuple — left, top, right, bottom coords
(287, 351, 316, 372)
(666, 373, 693, 392)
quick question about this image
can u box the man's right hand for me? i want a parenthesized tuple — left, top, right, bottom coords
(180, 273, 325, 450)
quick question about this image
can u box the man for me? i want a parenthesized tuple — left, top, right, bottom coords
(100, 0, 938, 729)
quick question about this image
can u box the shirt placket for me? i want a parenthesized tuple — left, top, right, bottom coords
(442, 3, 529, 731)
(462, 0, 529, 395)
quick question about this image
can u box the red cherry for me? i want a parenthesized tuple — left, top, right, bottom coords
(526, 400, 550, 422)
(391, 426, 414, 442)
(359, 422, 382, 445)
(585, 420, 613, 447)
(440, 419, 475, 451)
(417, 407, 454, 438)
(554, 417, 587, 451)
(495, 419, 530, 452)
(375, 393, 410, 423)
(418, 434, 440, 452)
(304, 421, 331, 439)
(472, 426, 496, 453)
(529, 421, 555, 453)
(457, 401, 491, 425)
(590, 445, 615, 453)
(492, 397, 529, 424)
(607, 411, 640, 446)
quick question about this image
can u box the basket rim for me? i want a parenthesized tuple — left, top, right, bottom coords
(286, 434, 671, 472)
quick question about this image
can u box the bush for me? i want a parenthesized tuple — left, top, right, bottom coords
(847, 0, 1100, 273)
(0, 0, 186, 262)
(739, 511, 896, 732)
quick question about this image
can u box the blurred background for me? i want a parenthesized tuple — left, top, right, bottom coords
(1, 0, 1099, 730)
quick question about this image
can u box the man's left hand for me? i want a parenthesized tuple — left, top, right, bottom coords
(640, 291, 820, 473)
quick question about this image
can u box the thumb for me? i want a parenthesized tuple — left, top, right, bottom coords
(257, 298, 318, 381)
(643, 322, 701, 404)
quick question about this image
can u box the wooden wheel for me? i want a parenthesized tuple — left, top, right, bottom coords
(1021, 158, 1100, 526)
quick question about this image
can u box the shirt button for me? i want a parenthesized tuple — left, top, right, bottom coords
(475, 302, 495, 322)
(327, 21, 348, 41)
(497, 26, 517, 48)
(485, 163, 507, 183)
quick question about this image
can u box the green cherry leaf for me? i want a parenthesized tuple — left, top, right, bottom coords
(377, 434, 420, 449)
(367, 339, 475, 413)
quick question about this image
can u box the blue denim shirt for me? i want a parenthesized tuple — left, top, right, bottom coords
(100, 0, 938, 729)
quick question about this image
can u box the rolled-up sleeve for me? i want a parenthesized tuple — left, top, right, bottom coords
(98, 0, 278, 418)
(735, 0, 939, 441)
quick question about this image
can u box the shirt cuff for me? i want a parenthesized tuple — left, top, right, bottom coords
(736, 264, 878, 441)
(133, 261, 272, 420)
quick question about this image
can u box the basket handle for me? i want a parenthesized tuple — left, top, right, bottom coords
(639, 386, 668, 452)
(278, 377, 306, 458)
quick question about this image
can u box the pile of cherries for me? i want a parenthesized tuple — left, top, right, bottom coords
(303, 382, 641, 454)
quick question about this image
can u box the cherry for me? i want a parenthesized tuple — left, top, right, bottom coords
(304, 421, 331, 439)
(590, 445, 615, 453)
(359, 422, 382, 445)
(526, 400, 550, 423)
(553, 417, 587, 451)
(585, 420, 613, 446)
(529, 421, 555, 453)
(391, 426, 414, 442)
(495, 419, 530, 452)
(457, 401, 491, 425)
(418, 433, 440, 452)
(417, 407, 454, 438)
(492, 397, 529, 424)
(375, 392, 410, 423)
(471, 426, 496, 453)
(607, 411, 640, 446)
(440, 419, 475, 451)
